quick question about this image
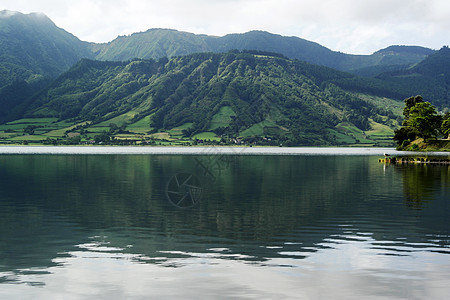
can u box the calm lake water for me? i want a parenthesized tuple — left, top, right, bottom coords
(0, 147, 449, 299)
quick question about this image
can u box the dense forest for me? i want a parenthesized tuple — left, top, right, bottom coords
(0, 52, 403, 146)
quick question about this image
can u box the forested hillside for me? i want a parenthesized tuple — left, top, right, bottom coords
(8, 52, 401, 146)
(376, 47, 450, 109)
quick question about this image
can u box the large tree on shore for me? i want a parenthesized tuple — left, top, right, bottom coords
(405, 101, 441, 140)
(394, 95, 443, 147)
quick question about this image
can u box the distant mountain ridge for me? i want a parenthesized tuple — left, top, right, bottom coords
(94, 28, 435, 75)
(376, 46, 450, 108)
(0, 10, 436, 88)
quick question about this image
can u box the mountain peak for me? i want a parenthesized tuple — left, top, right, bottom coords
(1, 10, 50, 20)
(0, 10, 20, 17)
(29, 11, 50, 19)
(373, 45, 435, 56)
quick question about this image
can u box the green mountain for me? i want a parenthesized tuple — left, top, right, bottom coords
(0, 10, 93, 87)
(93, 29, 210, 62)
(347, 46, 436, 77)
(12, 52, 401, 146)
(1, 11, 446, 146)
(94, 29, 345, 68)
(95, 29, 433, 75)
(376, 46, 450, 109)
(0, 10, 95, 122)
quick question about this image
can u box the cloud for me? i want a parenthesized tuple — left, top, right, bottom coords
(1, 0, 449, 54)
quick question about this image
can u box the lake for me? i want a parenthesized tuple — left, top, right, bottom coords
(0, 147, 449, 299)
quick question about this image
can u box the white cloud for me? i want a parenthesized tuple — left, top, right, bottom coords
(1, 0, 449, 54)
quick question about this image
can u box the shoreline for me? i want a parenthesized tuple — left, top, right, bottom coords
(1, 145, 449, 156)
(380, 156, 450, 164)
(397, 138, 450, 152)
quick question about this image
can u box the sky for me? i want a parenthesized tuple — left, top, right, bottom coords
(1, 0, 449, 54)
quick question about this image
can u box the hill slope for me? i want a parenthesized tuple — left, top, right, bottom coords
(18, 52, 402, 146)
(376, 46, 450, 109)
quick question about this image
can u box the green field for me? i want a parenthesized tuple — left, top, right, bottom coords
(208, 106, 236, 131)
(192, 132, 221, 141)
(0, 124, 31, 131)
(10, 135, 49, 141)
(0, 112, 396, 146)
(44, 121, 90, 137)
(328, 119, 395, 146)
(126, 114, 153, 133)
(365, 120, 395, 140)
(328, 129, 357, 144)
(354, 93, 404, 116)
(335, 122, 373, 143)
(0, 118, 60, 132)
(240, 119, 279, 137)
(168, 122, 193, 138)
(149, 132, 172, 140)
(96, 111, 139, 127)
(6, 118, 59, 125)
(0, 118, 81, 143)
(114, 134, 144, 140)
(89, 126, 110, 132)
(0, 132, 16, 138)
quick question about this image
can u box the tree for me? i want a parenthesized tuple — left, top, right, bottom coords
(405, 102, 441, 140)
(393, 126, 416, 147)
(442, 112, 450, 139)
(395, 96, 443, 149)
(94, 132, 111, 144)
(402, 95, 424, 124)
(66, 135, 81, 145)
(24, 125, 37, 135)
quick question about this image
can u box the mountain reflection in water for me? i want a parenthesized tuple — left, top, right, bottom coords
(0, 153, 449, 299)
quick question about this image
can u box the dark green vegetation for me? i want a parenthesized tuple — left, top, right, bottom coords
(1, 10, 449, 146)
(1, 52, 404, 146)
(394, 95, 450, 151)
(377, 47, 450, 109)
